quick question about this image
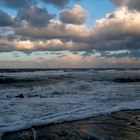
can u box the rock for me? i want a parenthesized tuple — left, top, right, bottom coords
(114, 78, 140, 83)
(6, 95, 12, 98)
(15, 94, 24, 98)
(129, 122, 136, 126)
(27, 94, 38, 98)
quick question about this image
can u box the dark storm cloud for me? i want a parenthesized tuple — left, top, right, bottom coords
(0, 0, 80, 9)
(0, 0, 36, 9)
(17, 6, 54, 27)
(88, 35, 140, 51)
(111, 0, 140, 11)
(0, 10, 14, 26)
(41, 0, 73, 7)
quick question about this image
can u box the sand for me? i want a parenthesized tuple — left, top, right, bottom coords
(2, 110, 140, 140)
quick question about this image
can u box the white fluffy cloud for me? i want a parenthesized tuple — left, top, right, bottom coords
(0, 38, 66, 52)
(89, 7, 140, 51)
(60, 5, 87, 24)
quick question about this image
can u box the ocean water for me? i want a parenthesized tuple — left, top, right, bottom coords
(0, 68, 140, 135)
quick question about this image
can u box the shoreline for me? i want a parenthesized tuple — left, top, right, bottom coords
(2, 109, 140, 140)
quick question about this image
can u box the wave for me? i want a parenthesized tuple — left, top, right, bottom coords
(0, 77, 42, 84)
(0, 71, 140, 84)
(0, 77, 140, 84)
(113, 78, 140, 83)
(0, 68, 139, 72)
(0, 101, 140, 135)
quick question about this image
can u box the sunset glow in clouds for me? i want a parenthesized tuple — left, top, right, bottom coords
(0, 0, 140, 68)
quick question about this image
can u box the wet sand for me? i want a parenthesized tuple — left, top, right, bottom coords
(2, 110, 140, 140)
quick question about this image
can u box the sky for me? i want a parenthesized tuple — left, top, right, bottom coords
(0, 0, 140, 68)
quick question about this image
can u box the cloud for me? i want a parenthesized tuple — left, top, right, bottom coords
(0, 53, 140, 68)
(17, 6, 54, 27)
(14, 6, 140, 53)
(99, 50, 140, 58)
(41, 0, 79, 8)
(15, 20, 90, 41)
(0, 0, 35, 9)
(1, 6, 140, 57)
(0, 1, 140, 61)
(111, 0, 140, 11)
(0, 10, 14, 26)
(12, 52, 20, 57)
(60, 5, 87, 24)
(0, 38, 92, 53)
(0, 0, 80, 9)
(0, 38, 66, 53)
(89, 7, 140, 51)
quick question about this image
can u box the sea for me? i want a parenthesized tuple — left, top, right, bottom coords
(0, 68, 140, 135)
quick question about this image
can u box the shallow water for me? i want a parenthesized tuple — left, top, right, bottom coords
(0, 69, 140, 134)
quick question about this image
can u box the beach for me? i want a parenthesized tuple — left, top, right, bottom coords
(2, 109, 140, 140)
(0, 0, 140, 139)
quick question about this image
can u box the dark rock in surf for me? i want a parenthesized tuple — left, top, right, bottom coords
(15, 94, 24, 98)
(6, 95, 12, 98)
(129, 122, 136, 126)
(114, 78, 140, 83)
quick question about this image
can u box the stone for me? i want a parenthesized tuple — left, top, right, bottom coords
(15, 94, 24, 98)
